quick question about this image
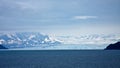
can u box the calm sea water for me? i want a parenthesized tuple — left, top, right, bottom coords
(0, 50, 120, 68)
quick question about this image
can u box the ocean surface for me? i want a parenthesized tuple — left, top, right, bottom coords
(0, 50, 120, 68)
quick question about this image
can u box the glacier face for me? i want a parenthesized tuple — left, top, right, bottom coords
(0, 32, 61, 48)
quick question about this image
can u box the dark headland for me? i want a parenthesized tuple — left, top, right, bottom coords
(105, 42, 120, 50)
(0, 45, 7, 49)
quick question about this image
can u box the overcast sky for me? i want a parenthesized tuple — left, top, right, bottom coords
(0, 0, 120, 35)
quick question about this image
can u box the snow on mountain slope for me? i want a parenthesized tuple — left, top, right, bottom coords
(0, 32, 119, 49)
(53, 34, 120, 45)
(0, 32, 61, 48)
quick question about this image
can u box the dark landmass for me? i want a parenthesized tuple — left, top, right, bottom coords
(0, 45, 7, 49)
(105, 42, 120, 50)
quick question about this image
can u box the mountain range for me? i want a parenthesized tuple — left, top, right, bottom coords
(0, 32, 61, 48)
(0, 32, 120, 49)
(55, 34, 120, 44)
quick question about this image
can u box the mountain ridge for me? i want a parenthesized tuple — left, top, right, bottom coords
(0, 32, 61, 49)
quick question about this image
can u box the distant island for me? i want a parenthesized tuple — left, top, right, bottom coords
(105, 42, 120, 50)
(0, 45, 7, 49)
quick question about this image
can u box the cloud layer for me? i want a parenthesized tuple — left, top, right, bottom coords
(0, 0, 120, 36)
(74, 16, 97, 20)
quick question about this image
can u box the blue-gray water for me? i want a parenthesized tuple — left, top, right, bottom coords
(0, 50, 120, 68)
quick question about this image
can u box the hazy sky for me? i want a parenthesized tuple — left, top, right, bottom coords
(0, 0, 120, 35)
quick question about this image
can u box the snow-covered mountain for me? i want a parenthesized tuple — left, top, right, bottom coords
(0, 32, 61, 48)
(0, 32, 119, 49)
(54, 34, 120, 45)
